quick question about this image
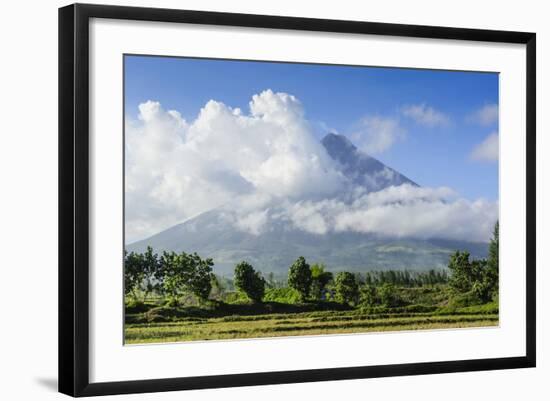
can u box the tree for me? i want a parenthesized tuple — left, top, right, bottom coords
(288, 256, 312, 302)
(310, 263, 333, 300)
(141, 246, 161, 302)
(448, 245, 497, 304)
(187, 252, 214, 303)
(486, 221, 499, 298)
(448, 251, 478, 294)
(234, 261, 266, 303)
(334, 271, 359, 305)
(160, 251, 214, 305)
(160, 251, 192, 306)
(124, 251, 145, 301)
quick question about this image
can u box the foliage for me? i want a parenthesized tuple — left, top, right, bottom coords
(486, 221, 499, 298)
(263, 287, 302, 304)
(359, 284, 377, 308)
(310, 263, 333, 300)
(124, 251, 146, 300)
(447, 239, 498, 304)
(159, 250, 214, 306)
(234, 261, 266, 303)
(141, 246, 162, 300)
(378, 283, 401, 307)
(363, 269, 448, 287)
(334, 271, 359, 305)
(160, 251, 191, 306)
(124, 246, 162, 302)
(187, 253, 215, 302)
(288, 256, 312, 302)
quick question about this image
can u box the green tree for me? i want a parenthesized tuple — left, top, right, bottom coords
(187, 252, 214, 302)
(486, 221, 499, 298)
(160, 251, 192, 306)
(141, 246, 161, 302)
(124, 251, 145, 301)
(334, 271, 359, 305)
(234, 261, 266, 303)
(288, 256, 312, 302)
(448, 251, 478, 293)
(310, 263, 333, 300)
(448, 246, 496, 304)
(160, 251, 214, 305)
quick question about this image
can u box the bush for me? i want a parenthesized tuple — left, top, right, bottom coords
(263, 287, 302, 304)
(448, 290, 484, 308)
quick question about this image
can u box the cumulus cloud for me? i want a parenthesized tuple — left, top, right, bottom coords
(468, 103, 499, 126)
(401, 103, 450, 127)
(351, 116, 405, 154)
(126, 90, 497, 244)
(125, 90, 345, 242)
(471, 132, 499, 162)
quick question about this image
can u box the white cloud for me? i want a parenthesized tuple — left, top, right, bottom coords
(471, 132, 499, 162)
(468, 103, 499, 126)
(351, 116, 405, 154)
(125, 90, 345, 242)
(283, 184, 497, 242)
(126, 91, 497, 244)
(401, 103, 450, 127)
(234, 209, 270, 236)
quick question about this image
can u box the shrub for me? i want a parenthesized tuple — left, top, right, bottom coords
(263, 287, 302, 304)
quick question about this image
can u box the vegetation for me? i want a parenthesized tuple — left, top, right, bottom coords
(287, 256, 313, 302)
(310, 263, 333, 300)
(234, 261, 266, 303)
(334, 271, 359, 306)
(124, 222, 499, 343)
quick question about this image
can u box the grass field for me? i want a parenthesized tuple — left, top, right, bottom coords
(125, 303, 498, 344)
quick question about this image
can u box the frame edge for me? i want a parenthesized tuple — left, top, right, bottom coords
(58, 2, 537, 396)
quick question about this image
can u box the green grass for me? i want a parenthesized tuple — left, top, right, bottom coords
(125, 304, 498, 344)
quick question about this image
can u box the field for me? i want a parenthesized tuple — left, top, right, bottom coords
(125, 302, 499, 344)
(124, 235, 500, 344)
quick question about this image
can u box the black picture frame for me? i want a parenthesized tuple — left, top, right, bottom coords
(59, 3, 536, 397)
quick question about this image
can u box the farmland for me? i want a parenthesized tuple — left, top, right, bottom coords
(125, 301, 498, 344)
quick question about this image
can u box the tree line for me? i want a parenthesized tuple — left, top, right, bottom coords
(125, 222, 498, 308)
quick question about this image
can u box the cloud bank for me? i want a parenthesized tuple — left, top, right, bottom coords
(125, 90, 497, 244)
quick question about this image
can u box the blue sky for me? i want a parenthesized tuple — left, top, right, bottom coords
(125, 55, 499, 201)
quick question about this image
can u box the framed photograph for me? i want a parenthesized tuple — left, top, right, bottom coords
(59, 3, 536, 397)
